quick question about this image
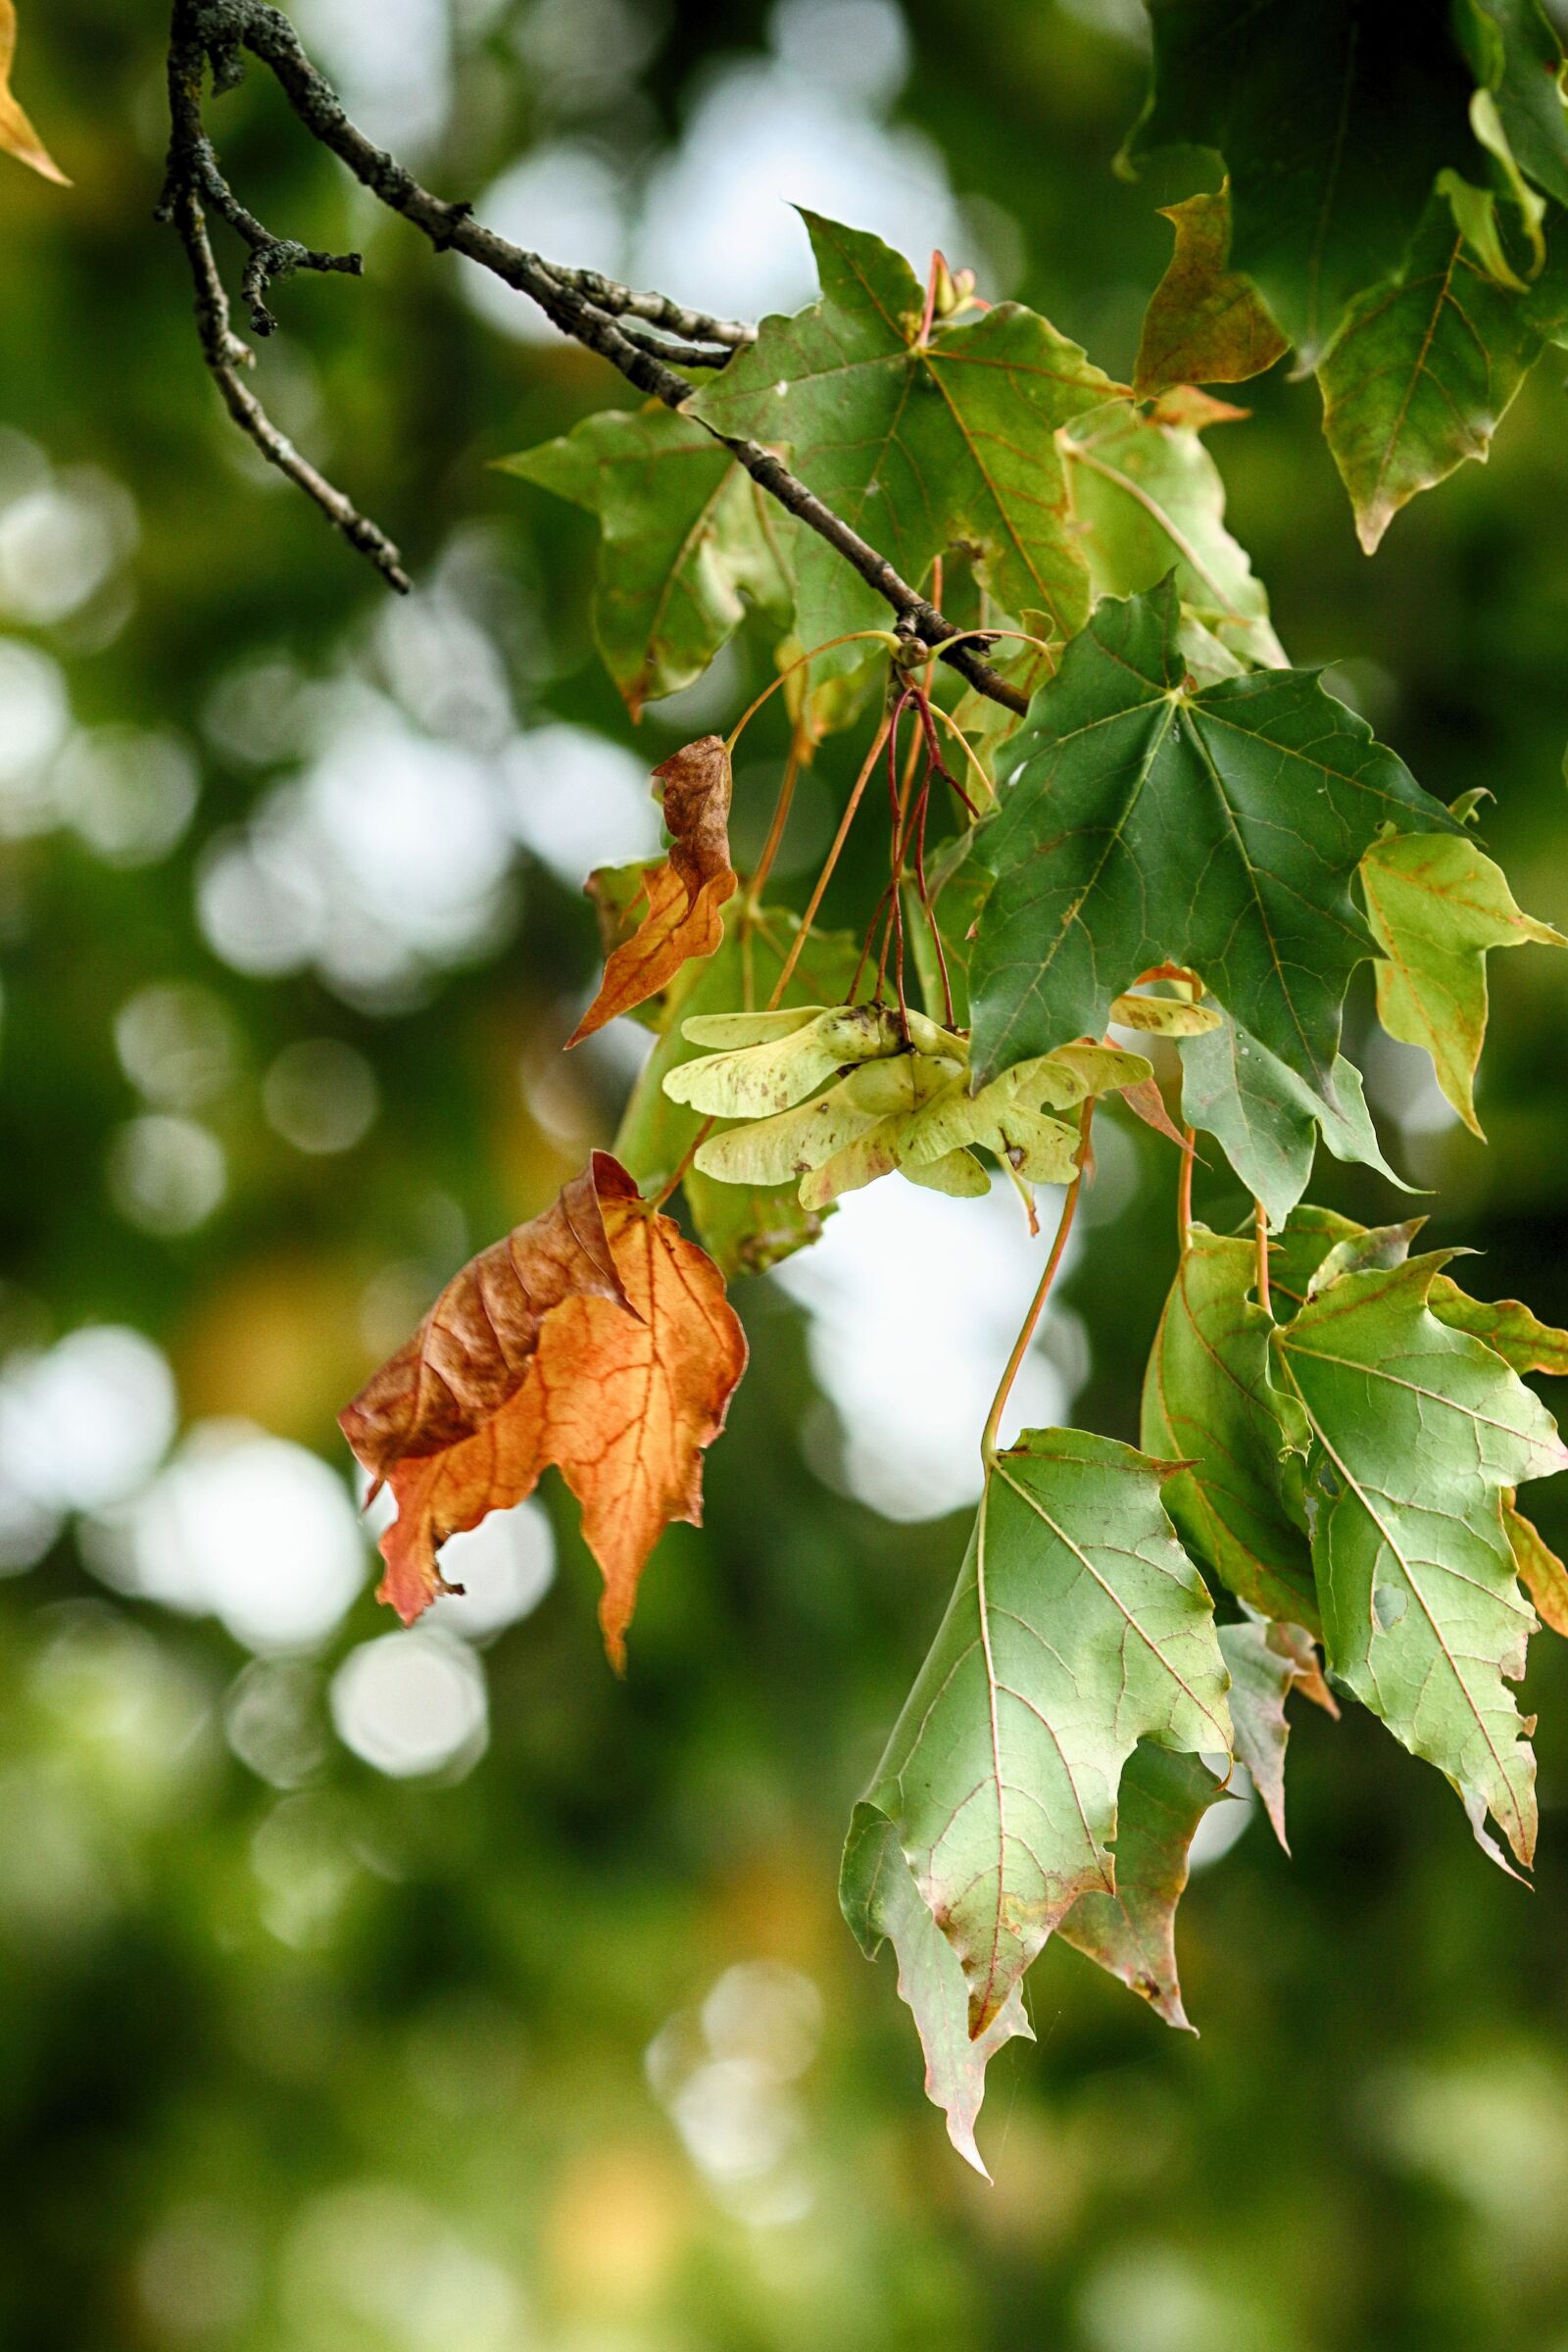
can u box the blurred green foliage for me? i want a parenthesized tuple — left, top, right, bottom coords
(3, 4, 1568, 2349)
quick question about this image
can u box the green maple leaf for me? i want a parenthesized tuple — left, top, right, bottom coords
(1056, 1741, 1226, 2033)
(1178, 1004, 1412, 1228)
(1142, 1229, 1317, 1630)
(1134, 185, 1289, 396)
(1264, 1203, 1374, 1314)
(499, 405, 789, 715)
(612, 901, 858, 1277)
(690, 212, 1118, 671)
(1265, 1200, 1568, 1377)
(859, 1428, 1230, 2034)
(1129, 0, 1480, 368)
(1319, 201, 1568, 553)
(1359, 829, 1566, 1134)
(1265, 1203, 1435, 1316)
(967, 578, 1455, 1091)
(1272, 1252, 1568, 1870)
(840, 1804, 1032, 2180)
(1218, 1615, 1335, 1854)
(1065, 395, 1285, 673)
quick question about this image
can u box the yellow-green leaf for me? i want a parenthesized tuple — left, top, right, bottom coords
(1360, 830, 1566, 1136)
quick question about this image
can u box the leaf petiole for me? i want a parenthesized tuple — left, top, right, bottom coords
(768, 715, 892, 1006)
(981, 1100, 1095, 1467)
(723, 629, 902, 758)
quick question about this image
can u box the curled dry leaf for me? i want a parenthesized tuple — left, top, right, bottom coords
(340, 1152, 747, 1670)
(567, 736, 737, 1045)
(341, 1152, 631, 1495)
(0, 2, 67, 185)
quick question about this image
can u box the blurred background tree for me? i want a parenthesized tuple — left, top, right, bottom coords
(3, 3, 1568, 2347)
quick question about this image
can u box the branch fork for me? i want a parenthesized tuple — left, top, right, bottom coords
(160, 0, 1026, 710)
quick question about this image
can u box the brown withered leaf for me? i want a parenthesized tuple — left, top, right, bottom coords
(1134, 187, 1286, 398)
(585, 859, 662, 962)
(341, 1152, 631, 1506)
(0, 2, 66, 184)
(568, 736, 736, 1044)
(341, 1154, 746, 1669)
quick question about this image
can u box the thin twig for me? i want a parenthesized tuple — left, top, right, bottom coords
(162, 0, 1028, 712)
(564, 268, 755, 350)
(165, 181, 410, 592)
(649, 1116, 714, 1214)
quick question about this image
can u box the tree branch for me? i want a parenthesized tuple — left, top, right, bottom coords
(161, 0, 1027, 714)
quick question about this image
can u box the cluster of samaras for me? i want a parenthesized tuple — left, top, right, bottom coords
(668, 993, 1212, 1209)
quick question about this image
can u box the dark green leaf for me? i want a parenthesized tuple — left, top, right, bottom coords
(1457, 0, 1568, 211)
(1319, 202, 1568, 553)
(968, 578, 1455, 1091)
(1130, 0, 1479, 366)
(1178, 1006, 1411, 1228)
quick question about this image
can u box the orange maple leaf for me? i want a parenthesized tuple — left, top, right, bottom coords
(0, 2, 68, 185)
(567, 735, 736, 1044)
(340, 1153, 747, 1669)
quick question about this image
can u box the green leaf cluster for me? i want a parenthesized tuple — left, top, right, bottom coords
(492, 207, 1567, 2173)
